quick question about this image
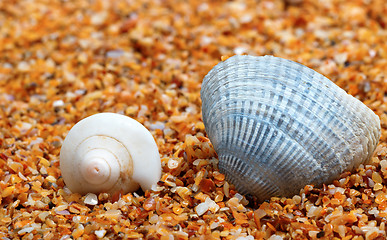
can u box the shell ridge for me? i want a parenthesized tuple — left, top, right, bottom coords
(209, 93, 352, 171)
(263, 56, 375, 144)
(279, 59, 374, 160)
(217, 114, 327, 187)
(236, 101, 253, 152)
(219, 153, 281, 197)
(339, 94, 380, 163)
(203, 70, 362, 146)
(295, 65, 377, 157)
(204, 77, 366, 169)
(210, 101, 346, 177)
(219, 141, 317, 197)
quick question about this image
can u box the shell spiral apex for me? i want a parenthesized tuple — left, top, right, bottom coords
(201, 55, 381, 201)
(60, 113, 161, 195)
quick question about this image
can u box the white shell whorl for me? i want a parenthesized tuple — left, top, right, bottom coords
(60, 113, 161, 195)
(201, 55, 381, 201)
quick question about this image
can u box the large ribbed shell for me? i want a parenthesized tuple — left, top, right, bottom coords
(201, 55, 380, 201)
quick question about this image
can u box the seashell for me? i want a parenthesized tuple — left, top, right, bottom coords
(201, 55, 380, 201)
(60, 113, 161, 195)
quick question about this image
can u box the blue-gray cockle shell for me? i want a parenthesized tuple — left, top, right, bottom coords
(201, 55, 380, 201)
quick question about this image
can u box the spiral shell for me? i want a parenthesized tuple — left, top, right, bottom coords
(60, 113, 161, 195)
(201, 55, 380, 201)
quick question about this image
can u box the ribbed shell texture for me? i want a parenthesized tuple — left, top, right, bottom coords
(201, 55, 381, 201)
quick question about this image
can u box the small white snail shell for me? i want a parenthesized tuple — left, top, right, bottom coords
(60, 113, 161, 195)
